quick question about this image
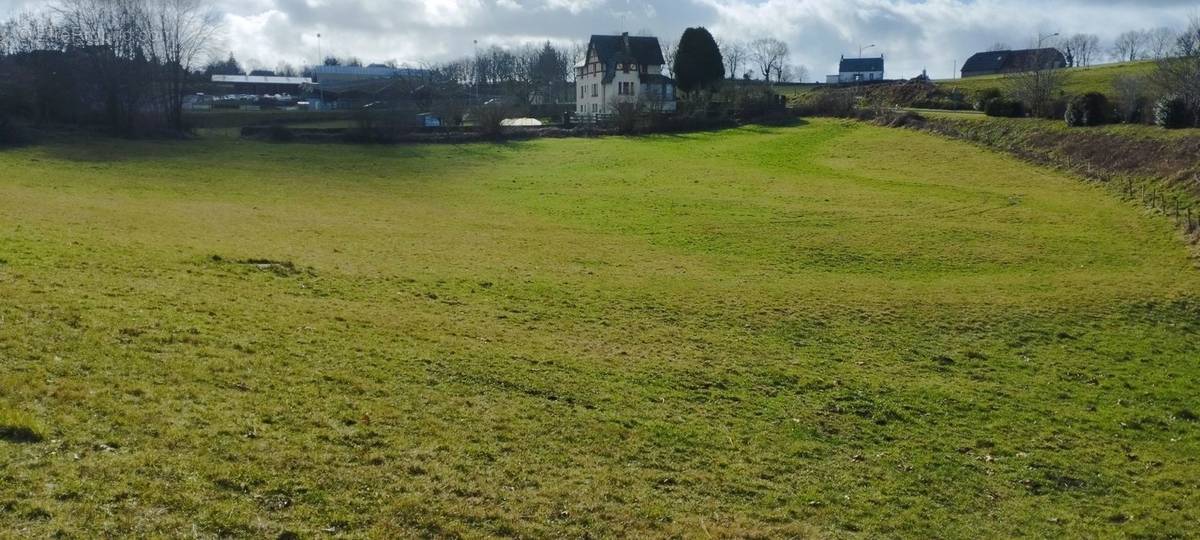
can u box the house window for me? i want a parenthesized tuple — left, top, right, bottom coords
(617, 63, 624, 70)
(580, 85, 585, 99)
(618, 82, 632, 96)
(592, 84, 598, 97)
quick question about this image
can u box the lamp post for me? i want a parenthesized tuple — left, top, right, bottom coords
(1037, 32, 1059, 48)
(1035, 32, 1060, 73)
(859, 43, 876, 58)
(316, 33, 325, 110)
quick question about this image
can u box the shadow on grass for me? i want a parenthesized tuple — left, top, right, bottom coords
(646, 117, 810, 143)
(0, 410, 45, 444)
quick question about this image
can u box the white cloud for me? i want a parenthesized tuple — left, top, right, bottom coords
(2, 0, 1195, 78)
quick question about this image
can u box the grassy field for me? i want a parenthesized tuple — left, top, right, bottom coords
(937, 60, 1157, 96)
(1, 120, 1198, 537)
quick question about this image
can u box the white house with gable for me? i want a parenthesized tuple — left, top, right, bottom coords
(575, 33, 676, 116)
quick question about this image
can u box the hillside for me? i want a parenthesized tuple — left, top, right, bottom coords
(937, 60, 1158, 96)
(2, 123, 1198, 537)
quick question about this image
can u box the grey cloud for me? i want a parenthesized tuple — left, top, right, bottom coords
(1, 0, 1195, 77)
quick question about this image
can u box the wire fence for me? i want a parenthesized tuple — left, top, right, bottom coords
(1118, 177, 1199, 235)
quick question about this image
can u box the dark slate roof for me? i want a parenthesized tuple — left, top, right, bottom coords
(639, 73, 675, 85)
(962, 48, 1066, 73)
(589, 34, 666, 66)
(839, 57, 884, 73)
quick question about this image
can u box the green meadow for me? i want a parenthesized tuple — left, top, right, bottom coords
(937, 60, 1157, 96)
(1, 120, 1197, 537)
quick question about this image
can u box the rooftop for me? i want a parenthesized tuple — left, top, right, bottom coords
(212, 74, 311, 85)
(840, 56, 884, 73)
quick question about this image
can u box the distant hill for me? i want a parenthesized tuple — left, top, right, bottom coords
(936, 60, 1157, 96)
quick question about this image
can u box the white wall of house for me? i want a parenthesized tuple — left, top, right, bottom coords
(836, 70, 884, 83)
(576, 54, 675, 114)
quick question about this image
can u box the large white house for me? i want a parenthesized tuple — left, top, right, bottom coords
(575, 33, 677, 115)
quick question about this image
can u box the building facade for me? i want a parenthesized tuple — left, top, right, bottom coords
(575, 33, 676, 116)
(826, 56, 885, 84)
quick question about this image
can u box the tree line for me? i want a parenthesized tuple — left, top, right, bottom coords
(996, 17, 1200, 128)
(0, 0, 219, 134)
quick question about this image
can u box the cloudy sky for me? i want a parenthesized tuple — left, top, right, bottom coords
(2, 0, 1195, 79)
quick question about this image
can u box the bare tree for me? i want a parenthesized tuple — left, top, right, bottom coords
(275, 62, 297, 77)
(568, 40, 586, 81)
(1179, 17, 1200, 57)
(782, 64, 808, 83)
(54, 0, 158, 132)
(1061, 33, 1100, 67)
(661, 38, 678, 78)
(1152, 16, 1200, 126)
(147, 0, 221, 130)
(721, 40, 747, 81)
(1006, 48, 1069, 118)
(1112, 74, 1150, 123)
(1112, 30, 1148, 62)
(1147, 27, 1177, 60)
(749, 37, 788, 83)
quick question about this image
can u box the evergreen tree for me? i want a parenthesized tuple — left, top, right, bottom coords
(673, 27, 724, 94)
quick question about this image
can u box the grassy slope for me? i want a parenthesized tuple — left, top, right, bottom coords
(937, 60, 1157, 96)
(1, 121, 1198, 537)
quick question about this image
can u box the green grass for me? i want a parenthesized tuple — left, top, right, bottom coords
(938, 60, 1157, 96)
(0, 407, 46, 443)
(917, 109, 1199, 140)
(1, 121, 1198, 537)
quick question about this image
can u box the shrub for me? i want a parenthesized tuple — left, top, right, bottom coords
(267, 124, 295, 142)
(0, 116, 32, 147)
(1037, 97, 1069, 120)
(472, 103, 511, 138)
(346, 106, 419, 143)
(733, 85, 785, 121)
(794, 90, 856, 117)
(1154, 96, 1193, 129)
(1112, 75, 1152, 124)
(974, 88, 1004, 111)
(984, 98, 1024, 118)
(611, 100, 640, 134)
(1065, 92, 1113, 127)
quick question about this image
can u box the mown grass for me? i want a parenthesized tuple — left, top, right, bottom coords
(1, 120, 1198, 537)
(937, 60, 1157, 96)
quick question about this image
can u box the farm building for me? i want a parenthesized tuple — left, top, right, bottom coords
(826, 55, 885, 84)
(575, 32, 676, 115)
(961, 48, 1067, 78)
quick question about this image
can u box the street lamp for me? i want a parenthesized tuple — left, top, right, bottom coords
(1037, 32, 1059, 48)
(316, 33, 325, 110)
(859, 43, 876, 57)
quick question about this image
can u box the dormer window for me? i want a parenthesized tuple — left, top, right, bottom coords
(631, 64, 638, 71)
(617, 63, 624, 70)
